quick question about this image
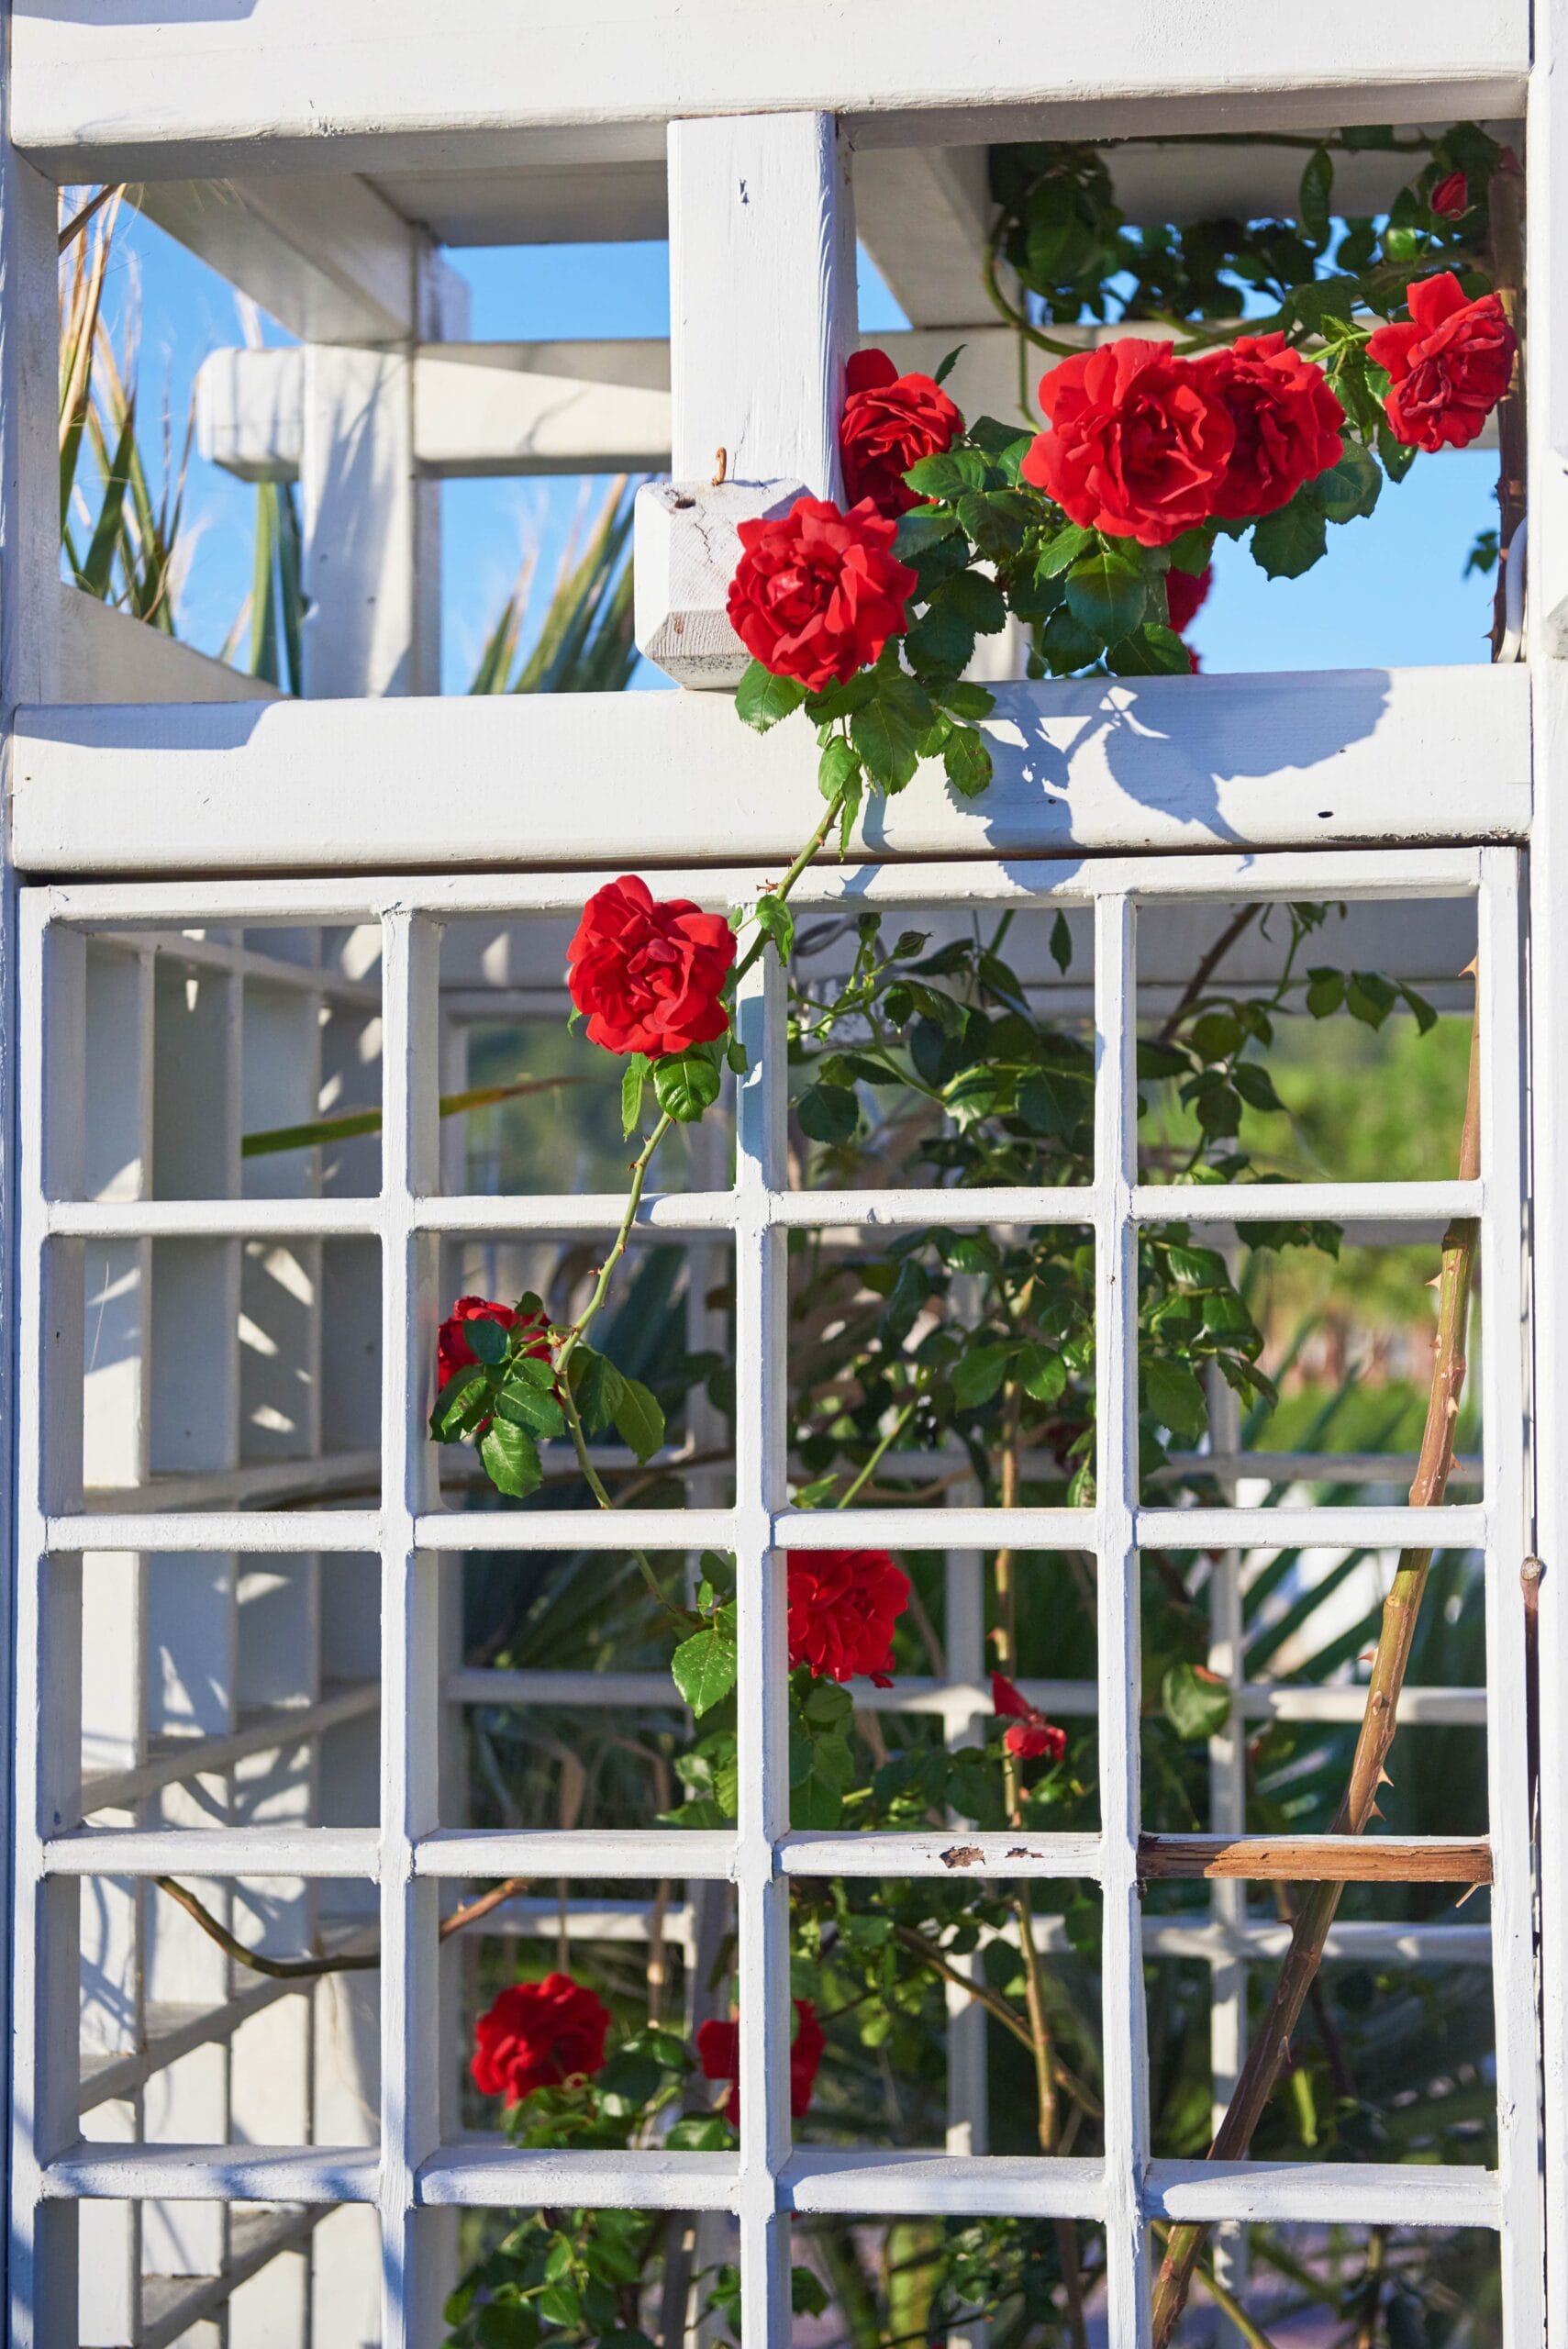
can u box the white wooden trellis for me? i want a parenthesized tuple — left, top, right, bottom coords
(1, 4, 1564, 2344)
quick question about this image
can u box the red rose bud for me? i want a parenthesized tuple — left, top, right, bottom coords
(990, 1672, 1067, 1763)
(471, 1973, 611, 2106)
(1163, 562, 1211, 637)
(1366, 272, 1517, 451)
(1430, 169, 1469, 218)
(566, 874, 736, 1058)
(1022, 340, 1234, 547)
(787, 1548, 911, 1685)
(840, 347, 964, 518)
(727, 495, 917, 692)
(696, 1999, 824, 2126)
(439, 1295, 525, 1390)
(1192, 334, 1344, 522)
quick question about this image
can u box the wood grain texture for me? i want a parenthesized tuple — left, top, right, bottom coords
(1138, 1833, 1493, 1883)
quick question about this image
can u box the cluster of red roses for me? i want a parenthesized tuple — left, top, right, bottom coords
(470, 1969, 826, 2130)
(722, 271, 1515, 695)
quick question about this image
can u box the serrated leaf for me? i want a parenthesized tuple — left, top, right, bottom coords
(1018, 1342, 1067, 1404)
(1305, 965, 1346, 1017)
(796, 1081, 860, 1145)
(495, 1378, 565, 1440)
(672, 1622, 740, 1717)
(937, 679, 995, 720)
(1035, 521, 1096, 578)
(1108, 620, 1191, 676)
(851, 670, 937, 793)
(1308, 441, 1382, 525)
(465, 1315, 507, 1367)
(942, 724, 992, 798)
(1064, 548, 1148, 643)
(621, 1052, 650, 1140)
(735, 660, 806, 732)
(1347, 968, 1398, 1028)
(817, 733, 861, 807)
(1251, 498, 1329, 580)
(428, 1364, 488, 1442)
(752, 893, 795, 961)
(653, 1045, 723, 1122)
(1162, 1659, 1232, 1741)
(904, 447, 992, 498)
(1400, 982, 1439, 1034)
(951, 1343, 1012, 1408)
(572, 1344, 627, 1436)
(1299, 144, 1333, 246)
(478, 1414, 543, 1498)
(1018, 1067, 1091, 1138)
(612, 1374, 665, 1465)
(1143, 1356, 1209, 1442)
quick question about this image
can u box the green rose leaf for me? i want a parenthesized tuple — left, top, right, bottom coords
(428, 1364, 487, 1442)
(951, 1342, 1012, 1409)
(1305, 965, 1346, 1017)
(464, 1314, 508, 1367)
(903, 447, 993, 499)
(1107, 621, 1191, 676)
(672, 1620, 740, 1717)
(478, 1414, 543, 1499)
(752, 892, 795, 962)
(942, 724, 993, 799)
(653, 1044, 723, 1122)
(818, 734, 862, 807)
(1309, 441, 1383, 525)
(612, 1374, 665, 1465)
(620, 1052, 650, 1141)
(1162, 1659, 1232, 1742)
(1018, 1342, 1067, 1404)
(851, 668, 937, 793)
(1063, 548, 1148, 643)
(1251, 497, 1329, 580)
(735, 660, 807, 732)
(1142, 1356, 1209, 1442)
(796, 1081, 861, 1146)
(1050, 910, 1073, 974)
(571, 1344, 627, 1437)
(495, 1378, 565, 1441)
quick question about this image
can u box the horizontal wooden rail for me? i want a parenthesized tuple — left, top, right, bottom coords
(1138, 1833, 1493, 1884)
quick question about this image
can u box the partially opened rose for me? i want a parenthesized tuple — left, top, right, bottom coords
(1022, 340, 1234, 547)
(1367, 272, 1517, 451)
(840, 347, 963, 518)
(728, 495, 917, 691)
(566, 874, 735, 1057)
(696, 1998, 825, 2126)
(786, 1547, 910, 1686)
(471, 1974, 611, 2106)
(1194, 334, 1343, 521)
(992, 1672, 1068, 1762)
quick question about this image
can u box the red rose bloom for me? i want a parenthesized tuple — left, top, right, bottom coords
(439, 1296, 522, 1390)
(1164, 562, 1211, 636)
(728, 495, 917, 692)
(696, 1999, 825, 2126)
(840, 347, 964, 518)
(786, 1548, 911, 1686)
(1193, 334, 1344, 521)
(1430, 169, 1469, 219)
(566, 874, 735, 1058)
(1366, 272, 1518, 451)
(471, 1974, 611, 2106)
(1021, 340, 1234, 547)
(992, 1672, 1068, 1763)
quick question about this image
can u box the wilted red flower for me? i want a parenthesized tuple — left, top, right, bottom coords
(1366, 272, 1517, 451)
(786, 1548, 911, 1685)
(566, 874, 736, 1058)
(472, 1974, 611, 2106)
(696, 1999, 825, 2126)
(1163, 562, 1211, 636)
(1021, 339, 1234, 547)
(840, 347, 964, 518)
(1193, 333, 1344, 521)
(728, 495, 917, 691)
(991, 1672, 1068, 1763)
(1430, 169, 1469, 218)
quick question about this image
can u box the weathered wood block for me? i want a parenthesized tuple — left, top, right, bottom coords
(633, 476, 807, 689)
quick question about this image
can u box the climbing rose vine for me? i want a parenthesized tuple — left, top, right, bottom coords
(435, 121, 1514, 2349)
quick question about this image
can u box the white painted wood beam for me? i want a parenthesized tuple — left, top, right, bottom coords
(853, 146, 995, 328)
(11, 4, 1528, 178)
(133, 178, 466, 347)
(57, 587, 282, 707)
(10, 663, 1529, 875)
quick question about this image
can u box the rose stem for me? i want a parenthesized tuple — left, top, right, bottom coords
(1150, 974, 1481, 2347)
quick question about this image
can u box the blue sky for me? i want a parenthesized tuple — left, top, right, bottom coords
(88, 210, 1501, 690)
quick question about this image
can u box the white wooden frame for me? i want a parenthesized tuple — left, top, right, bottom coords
(7, 846, 1541, 2345)
(6, 6, 1566, 2340)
